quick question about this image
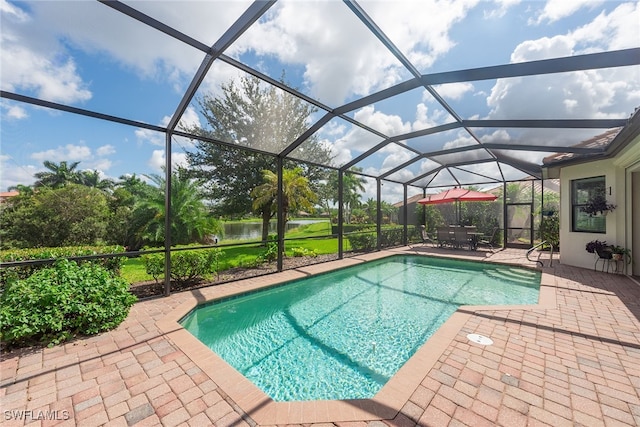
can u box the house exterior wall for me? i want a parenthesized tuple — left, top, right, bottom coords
(558, 134, 640, 273)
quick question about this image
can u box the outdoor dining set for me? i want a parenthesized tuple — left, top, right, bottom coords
(417, 225, 499, 252)
(436, 226, 483, 251)
(415, 187, 500, 252)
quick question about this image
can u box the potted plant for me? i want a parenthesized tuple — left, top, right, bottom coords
(580, 195, 616, 217)
(585, 240, 611, 259)
(610, 245, 631, 262)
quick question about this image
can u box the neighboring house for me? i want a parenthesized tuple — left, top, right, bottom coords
(393, 193, 424, 226)
(0, 191, 19, 203)
(543, 108, 640, 276)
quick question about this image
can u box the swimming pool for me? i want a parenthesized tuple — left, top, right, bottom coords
(180, 255, 540, 402)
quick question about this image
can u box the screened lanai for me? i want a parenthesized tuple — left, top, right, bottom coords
(1, 1, 639, 296)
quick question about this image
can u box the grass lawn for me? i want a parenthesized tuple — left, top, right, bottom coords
(120, 220, 350, 284)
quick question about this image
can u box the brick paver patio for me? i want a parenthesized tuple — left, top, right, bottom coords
(2, 247, 639, 426)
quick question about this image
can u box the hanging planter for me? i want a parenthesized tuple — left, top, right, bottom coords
(585, 240, 611, 259)
(580, 195, 616, 217)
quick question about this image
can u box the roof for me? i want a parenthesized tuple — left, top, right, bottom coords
(0, 191, 19, 199)
(542, 128, 622, 165)
(543, 107, 640, 168)
(393, 193, 425, 208)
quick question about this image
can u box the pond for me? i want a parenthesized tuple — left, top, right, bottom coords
(222, 219, 328, 241)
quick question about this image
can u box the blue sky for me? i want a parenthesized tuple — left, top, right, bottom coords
(1, 0, 639, 203)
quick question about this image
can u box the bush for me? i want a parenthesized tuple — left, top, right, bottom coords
(380, 226, 404, 247)
(0, 260, 136, 348)
(256, 235, 278, 263)
(291, 247, 317, 257)
(347, 230, 377, 252)
(0, 245, 126, 287)
(0, 184, 110, 248)
(539, 215, 559, 249)
(141, 248, 221, 285)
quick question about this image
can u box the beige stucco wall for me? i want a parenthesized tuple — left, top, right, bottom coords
(558, 133, 640, 273)
(559, 159, 621, 270)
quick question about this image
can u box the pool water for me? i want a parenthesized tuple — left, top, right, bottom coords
(180, 255, 540, 402)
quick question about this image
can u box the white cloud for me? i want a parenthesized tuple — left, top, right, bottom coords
(29, 143, 116, 175)
(232, 1, 408, 106)
(354, 105, 412, 136)
(96, 144, 116, 157)
(442, 130, 482, 150)
(1, 1, 92, 104)
(570, 2, 640, 51)
(135, 128, 165, 147)
(1, 36, 92, 104)
(135, 106, 201, 149)
(148, 150, 188, 172)
(484, 0, 521, 19)
(2, 103, 28, 120)
(531, 0, 603, 25)
(361, 0, 480, 70)
(0, 154, 37, 192)
(433, 83, 475, 101)
(0, 1, 251, 104)
(487, 2, 640, 134)
(0, 0, 29, 22)
(228, 0, 481, 105)
(31, 144, 92, 163)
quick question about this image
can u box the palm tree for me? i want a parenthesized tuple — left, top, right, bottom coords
(7, 184, 34, 197)
(142, 172, 223, 246)
(251, 167, 317, 243)
(33, 160, 82, 188)
(329, 168, 366, 224)
(80, 170, 115, 192)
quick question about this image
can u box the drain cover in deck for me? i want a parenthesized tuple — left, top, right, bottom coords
(467, 334, 493, 345)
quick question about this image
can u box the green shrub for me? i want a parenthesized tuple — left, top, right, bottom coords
(0, 260, 136, 348)
(0, 246, 125, 286)
(291, 247, 317, 257)
(539, 214, 560, 249)
(331, 224, 370, 235)
(380, 226, 404, 247)
(256, 235, 278, 263)
(347, 230, 377, 252)
(141, 248, 221, 285)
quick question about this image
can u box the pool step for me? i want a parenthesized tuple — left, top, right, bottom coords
(485, 268, 539, 286)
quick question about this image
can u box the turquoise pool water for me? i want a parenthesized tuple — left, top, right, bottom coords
(180, 255, 540, 402)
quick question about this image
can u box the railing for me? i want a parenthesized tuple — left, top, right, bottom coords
(526, 241, 554, 267)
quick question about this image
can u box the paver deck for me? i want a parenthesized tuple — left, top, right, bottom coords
(2, 247, 639, 427)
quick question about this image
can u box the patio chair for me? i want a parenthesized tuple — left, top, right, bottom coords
(453, 226, 472, 250)
(436, 226, 452, 248)
(477, 227, 499, 252)
(410, 225, 435, 248)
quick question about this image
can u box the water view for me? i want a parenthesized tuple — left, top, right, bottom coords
(222, 219, 329, 241)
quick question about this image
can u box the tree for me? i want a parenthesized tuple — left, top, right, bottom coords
(328, 167, 366, 224)
(33, 160, 82, 188)
(183, 75, 332, 218)
(0, 184, 110, 248)
(251, 167, 317, 242)
(80, 170, 115, 192)
(7, 184, 34, 197)
(141, 171, 223, 246)
(381, 201, 398, 224)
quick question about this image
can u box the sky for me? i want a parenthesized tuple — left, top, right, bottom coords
(1, 0, 639, 204)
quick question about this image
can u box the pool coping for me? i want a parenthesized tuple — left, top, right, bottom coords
(156, 250, 557, 425)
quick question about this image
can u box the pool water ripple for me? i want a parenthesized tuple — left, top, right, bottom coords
(180, 255, 540, 401)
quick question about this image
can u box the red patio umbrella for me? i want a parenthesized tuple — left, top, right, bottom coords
(417, 188, 497, 224)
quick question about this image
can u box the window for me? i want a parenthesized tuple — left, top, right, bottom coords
(571, 176, 606, 233)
